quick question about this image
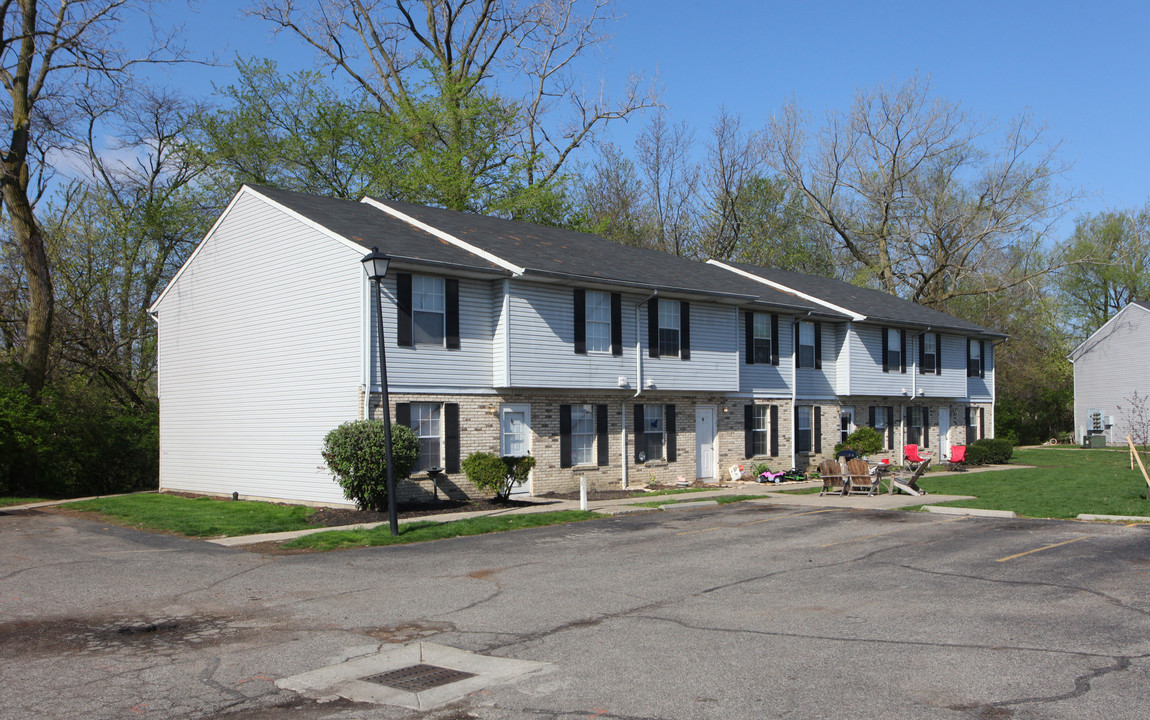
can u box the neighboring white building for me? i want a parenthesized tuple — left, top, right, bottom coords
(150, 185, 1004, 507)
(1068, 301, 1150, 445)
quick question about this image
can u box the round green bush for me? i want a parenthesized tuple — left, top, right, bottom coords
(833, 425, 884, 457)
(965, 437, 1013, 466)
(322, 420, 419, 511)
(462, 452, 536, 500)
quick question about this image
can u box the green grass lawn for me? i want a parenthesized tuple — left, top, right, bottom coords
(282, 510, 602, 551)
(64, 493, 318, 537)
(919, 447, 1150, 519)
(0, 497, 49, 507)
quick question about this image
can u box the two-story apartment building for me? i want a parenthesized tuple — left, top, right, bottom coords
(150, 185, 1003, 506)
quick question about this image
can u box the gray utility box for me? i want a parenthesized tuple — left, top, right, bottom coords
(1087, 434, 1108, 449)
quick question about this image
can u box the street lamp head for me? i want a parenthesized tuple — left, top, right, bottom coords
(361, 247, 391, 281)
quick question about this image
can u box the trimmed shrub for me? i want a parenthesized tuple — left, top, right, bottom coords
(462, 452, 537, 500)
(966, 438, 1013, 466)
(322, 420, 419, 511)
(833, 425, 884, 457)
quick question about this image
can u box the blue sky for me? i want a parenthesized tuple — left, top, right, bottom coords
(153, 1, 1148, 233)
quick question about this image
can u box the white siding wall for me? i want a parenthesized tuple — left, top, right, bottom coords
(967, 343, 995, 402)
(156, 191, 363, 505)
(911, 333, 968, 398)
(372, 275, 494, 390)
(1073, 309, 1150, 443)
(738, 310, 793, 396)
(641, 300, 739, 392)
(836, 323, 850, 395)
(492, 280, 509, 386)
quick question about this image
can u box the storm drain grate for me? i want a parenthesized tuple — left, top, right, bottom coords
(361, 663, 477, 693)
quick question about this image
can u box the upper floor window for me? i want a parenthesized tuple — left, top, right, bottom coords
(647, 299, 689, 360)
(921, 333, 938, 373)
(967, 339, 984, 378)
(883, 328, 905, 373)
(751, 312, 773, 364)
(397, 273, 459, 349)
(797, 321, 819, 368)
(585, 291, 611, 353)
(658, 299, 680, 358)
(412, 276, 445, 345)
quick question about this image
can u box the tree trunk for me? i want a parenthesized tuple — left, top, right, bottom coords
(4, 186, 53, 396)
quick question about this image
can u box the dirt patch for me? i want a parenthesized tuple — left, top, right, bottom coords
(0, 613, 242, 656)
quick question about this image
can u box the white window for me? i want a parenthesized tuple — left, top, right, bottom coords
(887, 328, 902, 371)
(658, 299, 680, 358)
(752, 313, 772, 364)
(570, 404, 595, 466)
(412, 276, 445, 345)
(586, 291, 611, 353)
(923, 333, 937, 372)
(751, 405, 770, 456)
(642, 405, 665, 461)
(840, 409, 854, 444)
(873, 406, 889, 449)
(410, 403, 441, 471)
(908, 407, 923, 446)
(966, 406, 981, 442)
(796, 406, 812, 453)
(798, 321, 816, 368)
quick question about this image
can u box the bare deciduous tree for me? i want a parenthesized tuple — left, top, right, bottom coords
(767, 75, 1075, 307)
(635, 110, 697, 256)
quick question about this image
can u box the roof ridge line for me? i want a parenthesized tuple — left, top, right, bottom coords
(707, 260, 866, 321)
(361, 198, 525, 275)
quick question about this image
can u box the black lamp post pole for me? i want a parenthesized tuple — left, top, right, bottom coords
(372, 275, 400, 537)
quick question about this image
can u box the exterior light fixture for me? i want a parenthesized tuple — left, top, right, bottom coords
(361, 247, 399, 537)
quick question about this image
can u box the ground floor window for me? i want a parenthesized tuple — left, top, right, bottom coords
(840, 409, 854, 444)
(643, 405, 665, 461)
(907, 407, 923, 446)
(570, 404, 595, 466)
(751, 405, 769, 456)
(411, 402, 441, 471)
(966, 406, 981, 443)
(796, 406, 812, 453)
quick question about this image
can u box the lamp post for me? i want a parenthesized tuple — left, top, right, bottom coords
(361, 247, 399, 536)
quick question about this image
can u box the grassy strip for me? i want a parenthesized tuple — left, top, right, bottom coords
(282, 510, 602, 551)
(0, 497, 49, 507)
(918, 447, 1150, 519)
(777, 487, 823, 495)
(632, 487, 715, 498)
(64, 493, 317, 537)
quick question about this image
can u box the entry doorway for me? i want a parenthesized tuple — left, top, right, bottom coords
(696, 406, 717, 481)
(500, 404, 532, 495)
(938, 408, 951, 458)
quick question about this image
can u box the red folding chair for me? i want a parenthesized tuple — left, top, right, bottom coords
(946, 445, 967, 471)
(903, 444, 930, 471)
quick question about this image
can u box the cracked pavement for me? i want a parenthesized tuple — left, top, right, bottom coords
(3, 502, 1150, 719)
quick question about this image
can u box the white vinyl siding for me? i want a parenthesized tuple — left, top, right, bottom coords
(849, 326, 966, 398)
(1071, 304, 1150, 443)
(643, 301, 739, 392)
(795, 321, 837, 399)
(967, 342, 994, 402)
(740, 311, 792, 395)
(155, 190, 362, 505)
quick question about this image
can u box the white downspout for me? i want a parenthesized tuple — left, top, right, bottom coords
(623, 290, 659, 488)
(792, 311, 813, 471)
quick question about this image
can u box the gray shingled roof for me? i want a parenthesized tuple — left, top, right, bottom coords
(367, 198, 835, 313)
(1134, 300, 1150, 311)
(249, 185, 508, 274)
(718, 260, 1005, 337)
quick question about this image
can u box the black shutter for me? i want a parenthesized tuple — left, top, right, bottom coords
(680, 301, 690, 360)
(445, 279, 460, 349)
(814, 408, 822, 453)
(881, 329, 889, 373)
(813, 322, 822, 369)
(445, 403, 460, 472)
(886, 406, 895, 449)
(596, 404, 609, 466)
(900, 329, 907, 373)
(396, 273, 413, 347)
(745, 311, 755, 365)
(918, 332, 926, 374)
(573, 289, 586, 355)
(611, 293, 622, 356)
(869, 406, 876, 428)
(647, 302, 658, 358)
(559, 404, 572, 468)
(923, 407, 931, 448)
(634, 404, 644, 463)
(666, 404, 677, 461)
(935, 333, 943, 376)
(769, 405, 779, 457)
(967, 340, 974, 378)
(905, 405, 912, 433)
(394, 402, 410, 428)
(979, 341, 986, 378)
(979, 407, 985, 439)
(771, 314, 780, 365)
(744, 404, 755, 458)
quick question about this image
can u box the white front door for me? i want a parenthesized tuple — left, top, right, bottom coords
(695, 406, 716, 481)
(500, 404, 532, 495)
(938, 408, 951, 458)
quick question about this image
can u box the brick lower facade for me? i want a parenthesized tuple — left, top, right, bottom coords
(359, 389, 993, 500)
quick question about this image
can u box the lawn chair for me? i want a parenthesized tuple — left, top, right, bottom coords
(844, 458, 877, 496)
(945, 445, 967, 472)
(903, 444, 931, 471)
(889, 458, 931, 496)
(818, 459, 846, 496)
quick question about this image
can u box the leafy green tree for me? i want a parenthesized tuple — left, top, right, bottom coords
(461, 452, 536, 500)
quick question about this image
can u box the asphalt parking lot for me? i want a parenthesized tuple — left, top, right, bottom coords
(3, 501, 1150, 720)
